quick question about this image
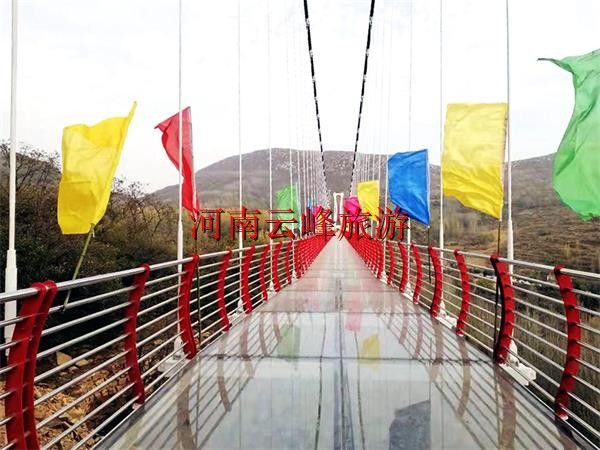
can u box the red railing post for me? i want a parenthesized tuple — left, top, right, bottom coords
(284, 241, 293, 285)
(428, 246, 443, 318)
(241, 246, 255, 314)
(376, 240, 384, 279)
(370, 240, 377, 273)
(386, 241, 395, 285)
(293, 240, 300, 278)
(411, 243, 423, 304)
(124, 264, 150, 406)
(179, 255, 200, 358)
(6, 280, 58, 450)
(217, 251, 232, 332)
(272, 241, 283, 292)
(301, 239, 308, 275)
(490, 255, 515, 364)
(553, 265, 581, 420)
(454, 250, 471, 336)
(258, 245, 270, 301)
(398, 242, 409, 293)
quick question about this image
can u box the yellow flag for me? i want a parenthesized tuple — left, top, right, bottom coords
(442, 103, 507, 219)
(359, 334, 380, 367)
(357, 180, 380, 219)
(58, 103, 136, 234)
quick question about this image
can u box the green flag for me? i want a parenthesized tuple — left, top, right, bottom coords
(542, 49, 600, 220)
(275, 185, 300, 229)
(277, 325, 301, 359)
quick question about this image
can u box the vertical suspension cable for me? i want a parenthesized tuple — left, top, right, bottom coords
(4, 0, 19, 348)
(438, 0, 444, 250)
(286, 5, 296, 249)
(237, 0, 243, 251)
(407, 0, 413, 150)
(267, 0, 273, 247)
(505, 0, 513, 260)
(384, 1, 394, 219)
(383, 0, 394, 256)
(302, 0, 329, 201)
(292, 9, 302, 228)
(377, 1, 387, 189)
(375, 2, 386, 236)
(350, 0, 377, 194)
(406, 0, 414, 248)
(303, 141, 307, 221)
(177, 0, 184, 261)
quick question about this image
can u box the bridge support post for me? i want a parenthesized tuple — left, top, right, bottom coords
(283, 241, 293, 286)
(241, 246, 255, 314)
(427, 246, 443, 318)
(410, 243, 423, 304)
(553, 265, 581, 421)
(386, 241, 395, 285)
(272, 242, 283, 292)
(216, 251, 232, 332)
(5, 281, 57, 450)
(453, 250, 471, 336)
(178, 256, 200, 358)
(490, 255, 515, 364)
(397, 242, 409, 293)
(258, 246, 270, 300)
(124, 264, 151, 406)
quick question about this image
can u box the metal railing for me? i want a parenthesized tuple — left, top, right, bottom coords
(0, 234, 331, 450)
(348, 234, 600, 446)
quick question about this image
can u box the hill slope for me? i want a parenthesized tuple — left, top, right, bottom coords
(155, 149, 600, 271)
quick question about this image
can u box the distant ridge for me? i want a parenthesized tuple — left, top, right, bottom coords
(154, 149, 600, 272)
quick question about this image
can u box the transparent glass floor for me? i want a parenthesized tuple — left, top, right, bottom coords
(103, 239, 584, 450)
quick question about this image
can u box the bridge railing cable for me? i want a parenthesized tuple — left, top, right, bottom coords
(348, 234, 600, 447)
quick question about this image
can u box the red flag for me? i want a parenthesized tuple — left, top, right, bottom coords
(155, 107, 199, 220)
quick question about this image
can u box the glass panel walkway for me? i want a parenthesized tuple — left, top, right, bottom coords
(102, 239, 582, 449)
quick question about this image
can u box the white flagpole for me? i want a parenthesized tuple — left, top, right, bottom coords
(177, 0, 184, 262)
(505, 0, 514, 261)
(406, 0, 413, 259)
(238, 0, 243, 253)
(5, 0, 19, 345)
(438, 0, 444, 251)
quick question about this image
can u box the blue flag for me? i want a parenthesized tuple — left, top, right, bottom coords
(388, 149, 430, 225)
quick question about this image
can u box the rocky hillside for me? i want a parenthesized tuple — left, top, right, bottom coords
(155, 149, 600, 272)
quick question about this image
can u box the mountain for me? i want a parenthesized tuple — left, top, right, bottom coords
(155, 149, 600, 272)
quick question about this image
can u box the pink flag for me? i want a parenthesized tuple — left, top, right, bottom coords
(344, 196, 363, 221)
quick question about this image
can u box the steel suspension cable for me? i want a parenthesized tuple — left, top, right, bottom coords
(438, 0, 444, 250)
(267, 0, 273, 247)
(292, 11, 302, 224)
(285, 4, 296, 246)
(237, 0, 243, 250)
(349, 0, 377, 195)
(406, 0, 414, 249)
(301, 0, 329, 202)
(384, 1, 395, 219)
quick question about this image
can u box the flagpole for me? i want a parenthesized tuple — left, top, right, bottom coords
(62, 227, 94, 308)
(177, 0, 184, 263)
(406, 0, 414, 284)
(505, 0, 514, 261)
(4, 0, 18, 347)
(437, 0, 447, 315)
(438, 0, 444, 252)
(238, 0, 243, 252)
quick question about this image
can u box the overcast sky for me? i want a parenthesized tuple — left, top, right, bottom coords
(1, 0, 599, 192)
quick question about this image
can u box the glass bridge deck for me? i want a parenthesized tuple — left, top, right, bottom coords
(102, 239, 583, 450)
